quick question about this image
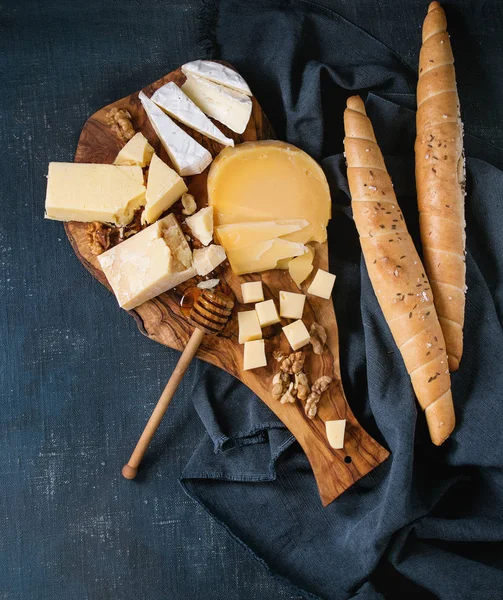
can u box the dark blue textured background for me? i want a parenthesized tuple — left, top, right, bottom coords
(2, 1, 503, 599)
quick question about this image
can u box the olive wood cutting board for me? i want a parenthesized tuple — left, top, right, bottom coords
(65, 63, 389, 506)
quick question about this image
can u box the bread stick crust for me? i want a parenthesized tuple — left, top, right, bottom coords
(344, 95, 455, 444)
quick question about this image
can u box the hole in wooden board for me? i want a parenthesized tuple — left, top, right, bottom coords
(344, 456, 352, 464)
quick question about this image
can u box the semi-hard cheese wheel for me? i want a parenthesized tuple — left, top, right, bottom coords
(207, 141, 331, 244)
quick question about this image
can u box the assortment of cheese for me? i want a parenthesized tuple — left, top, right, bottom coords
(237, 274, 336, 371)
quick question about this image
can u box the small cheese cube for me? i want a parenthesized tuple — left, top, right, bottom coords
(241, 281, 264, 303)
(279, 291, 306, 319)
(255, 299, 280, 327)
(282, 319, 310, 351)
(243, 339, 267, 370)
(238, 310, 262, 344)
(307, 269, 336, 299)
(326, 419, 346, 449)
(186, 206, 214, 246)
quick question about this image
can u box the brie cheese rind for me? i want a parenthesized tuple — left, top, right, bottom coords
(139, 91, 212, 176)
(182, 60, 252, 96)
(181, 74, 252, 135)
(45, 162, 146, 226)
(152, 82, 234, 147)
(98, 214, 195, 310)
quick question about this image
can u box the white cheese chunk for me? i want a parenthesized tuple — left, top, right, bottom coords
(241, 281, 264, 304)
(238, 310, 262, 344)
(279, 291, 306, 320)
(151, 82, 234, 147)
(142, 154, 187, 225)
(307, 269, 336, 299)
(182, 60, 252, 96)
(243, 339, 267, 370)
(185, 206, 213, 246)
(97, 214, 195, 310)
(255, 299, 280, 327)
(114, 132, 155, 167)
(181, 73, 252, 134)
(192, 244, 226, 276)
(282, 319, 310, 351)
(326, 420, 346, 449)
(139, 91, 212, 176)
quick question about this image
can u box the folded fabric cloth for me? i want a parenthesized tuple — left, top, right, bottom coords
(181, 1, 503, 598)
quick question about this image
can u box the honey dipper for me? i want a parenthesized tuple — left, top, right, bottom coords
(122, 290, 234, 479)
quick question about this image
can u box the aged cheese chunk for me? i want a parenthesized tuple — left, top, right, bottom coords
(142, 154, 187, 225)
(243, 339, 267, 370)
(162, 213, 193, 269)
(255, 299, 280, 327)
(282, 319, 310, 351)
(97, 214, 195, 310)
(208, 141, 331, 243)
(326, 420, 346, 450)
(152, 82, 234, 147)
(307, 269, 336, 299)
(114, 132, 155, 167)
(241, 281, 264, 304)
(215, 219, 309, 251)
(226, 238, 306, 275)
(181, 193, 197, 216)
(185, 206, 213, 246)
(45, 163, 146, 225)
(238, 310, 262, 344)
(288, 245, 315, 286)
(182, 60, 252, 96)
(192, 244, 226, 276)
(139, 91, 212, 176)
(182, 73, 252, 134)
(279, 291, 306, 320)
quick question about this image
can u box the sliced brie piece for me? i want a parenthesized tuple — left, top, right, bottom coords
(182, 60, 252, 96)
(138, 91, 212, 176)
(185, 206, 213, 246)
(151, 82, 234, 147)
(142, 154, 187, 225)
(181, 74, 252, 134)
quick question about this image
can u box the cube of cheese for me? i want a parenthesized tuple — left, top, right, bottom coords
(97, 214, 195, 310)
(241, 281, 264, 304)
(142, 154, 188, 225)
(255, 299, 280, 327)
(238, 310, 262, 344)
(192, 244, 226, 276)
(279, 291, 306, 319)
(185, 206, 213, 246)
(114, 132, 155, 167)
(326, 420, 346, 449)
(282, 319, 310, 351)
(307, 269, 336, 299)
(243, 339, 267, 371)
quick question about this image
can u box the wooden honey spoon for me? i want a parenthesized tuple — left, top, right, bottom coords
(122, 289, 235, 479)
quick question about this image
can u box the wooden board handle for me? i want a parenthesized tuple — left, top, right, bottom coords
(122, 327, 206, 479)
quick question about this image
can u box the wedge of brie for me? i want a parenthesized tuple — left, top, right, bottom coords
(139, 91, 212, 176)
(181, 74, 252, 135)
(182, 60, 252, 96)
(152, 82, 234, 147)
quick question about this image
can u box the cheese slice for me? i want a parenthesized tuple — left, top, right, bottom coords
(208, 141, 331, 243)
(98, 214, 195, 310)
(152, 82, 234, 147)
(114, 132, 155, 167)
(182, 73, 252, 134)
(214, 219, 309, 251)
(142, 154, 188, 225)
(139, 91, 212, 176)
(185, 206, 213, 246)
(326, 420, 346, 450)
(288, 245, 315, 286)
(45, 163, 146, 225)
(182, 60, 252, 96)
(226, 238, 306, 275)
(192, 244, 226, 276)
